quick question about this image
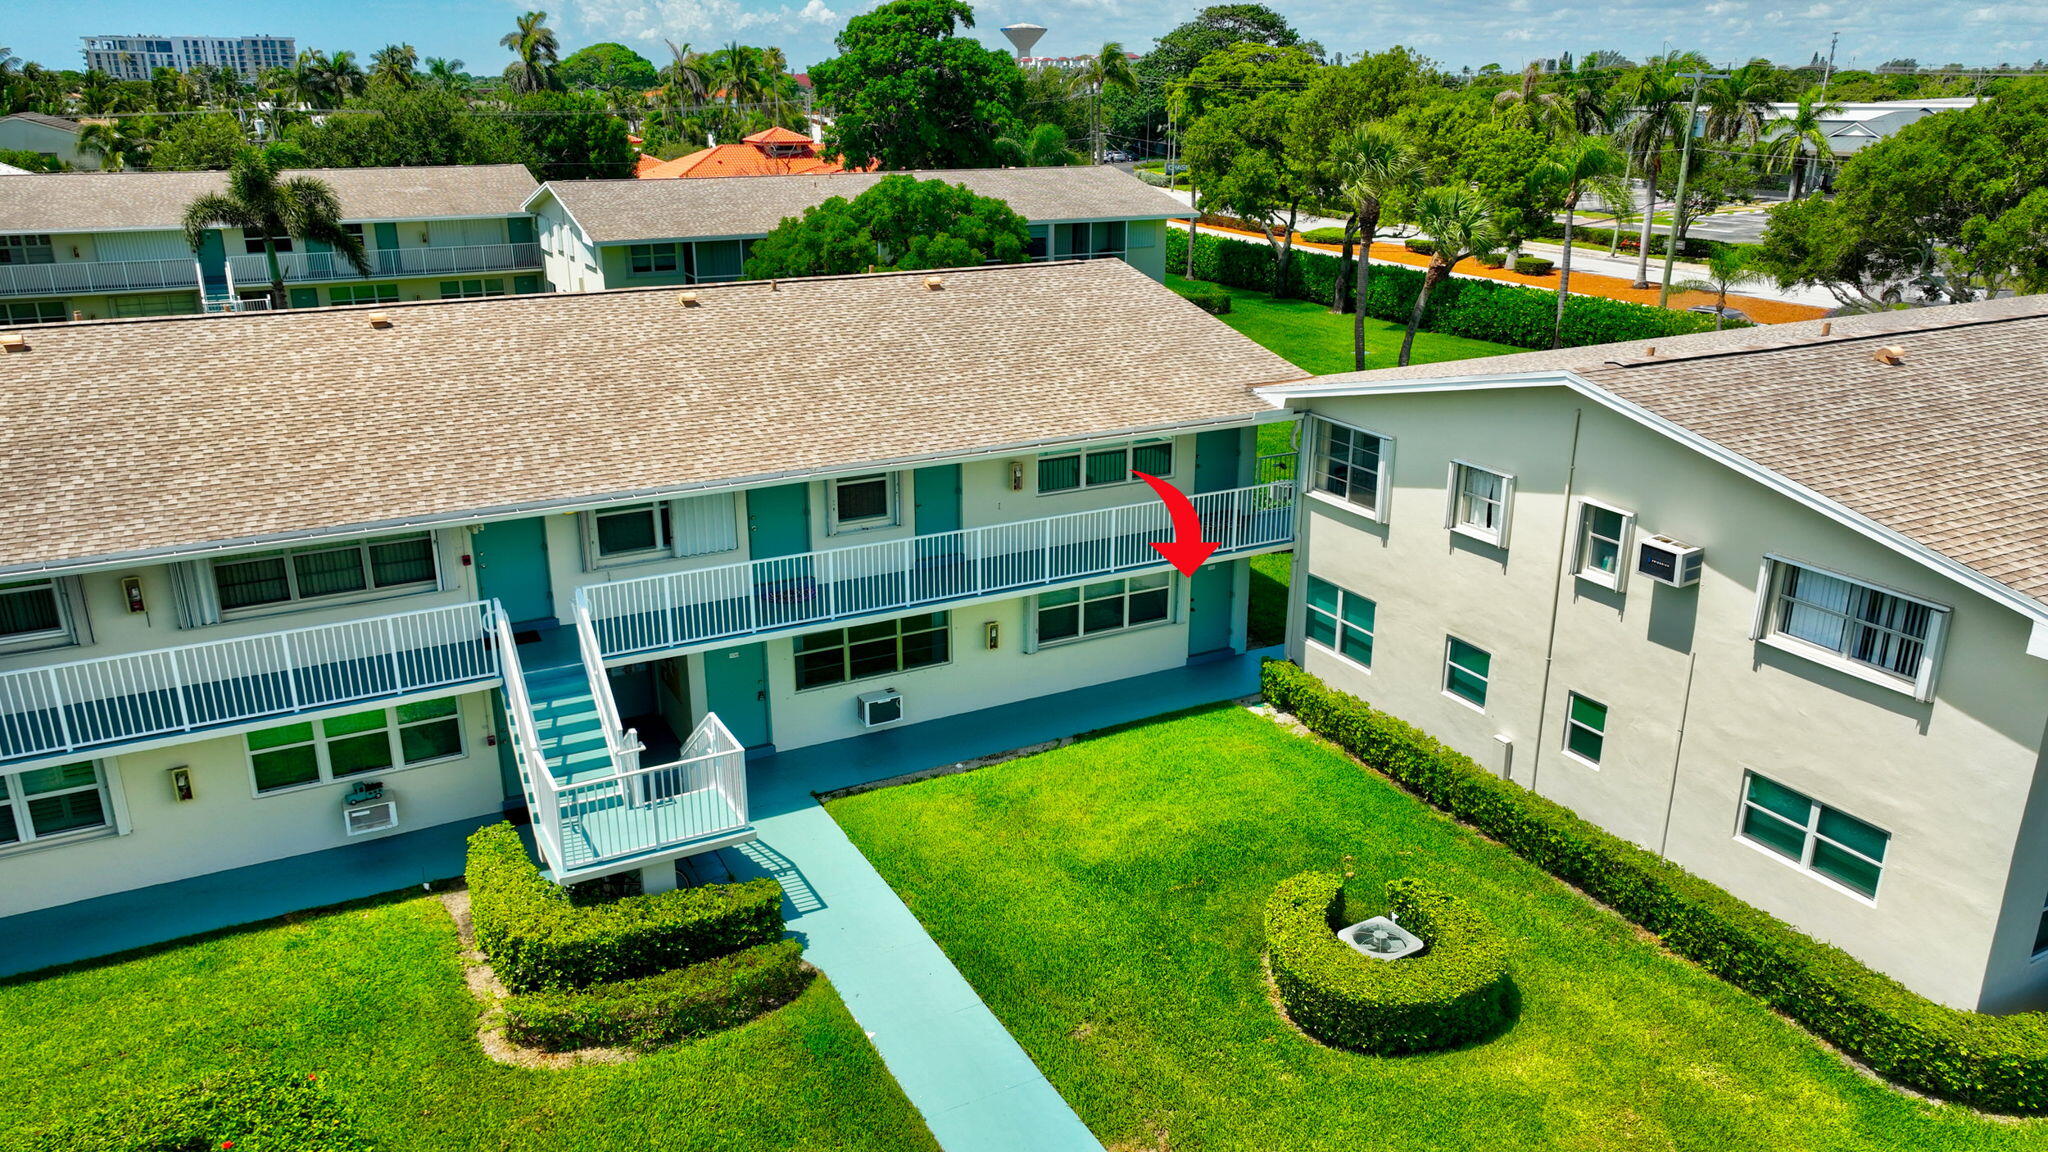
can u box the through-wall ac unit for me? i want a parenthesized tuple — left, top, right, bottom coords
(344, 798, 399, 837)
(1637, 534, 1704, 588)
(857, 688, 904, 728)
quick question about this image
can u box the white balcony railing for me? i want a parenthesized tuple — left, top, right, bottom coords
(579, 480, 1297, 662)
(0, 600, 499, 768)
(225, 242, 542, 286)
(0, 258, 201, 298)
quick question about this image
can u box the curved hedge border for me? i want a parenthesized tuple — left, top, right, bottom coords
(466, 822, 784, 993)
(1167, 227, 1731, 350)
(26, 1069, 372, 1151)
(1262, 659, 2048, 1111)
(1268, 872, 1513, 1054)
(505, 940, 814, 1051)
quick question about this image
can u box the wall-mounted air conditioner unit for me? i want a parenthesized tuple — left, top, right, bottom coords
(857, 688, 904, 728)
(344, 798, 399, 836)
(1637, 534, 1704, 587)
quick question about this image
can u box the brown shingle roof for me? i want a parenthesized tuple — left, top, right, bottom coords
(0, 260, 1301, 573)
(1276, 295, 2048, 609)
(536, 166, 1195, 242)
(0, 164, 539, 233)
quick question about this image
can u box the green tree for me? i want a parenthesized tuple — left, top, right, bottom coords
(993, 122, 1080, 167)
(289, 87, 526, 169)
(370, 44, 420, 89)
(1533, 134, 1628, 347)
(1332, 122, 1423, 368)
(1178, 42, 1321, 290)
(1700, 60, 1783, 143)
(149, 112, 251, 170)
(1398, 185, 1503, 365)
(1673, 244, 1766, 327)
(501, 11, 562, 94)
(77, 119, 154, 171)
(743, 174, 1030, 278)
(181, 150, 369, 308)
(320, 50, 368, 101)
(508, 90, 633, 180)
(424, 58, 469, 93)
(1449, 118, 1560, 257)
(1762, 88, 1844, 198)
(809, 0, 1023, 170)
(1616, 62, 1690, 287)
(558, 43, 658, 92)
(1076, 43, 1137, 162)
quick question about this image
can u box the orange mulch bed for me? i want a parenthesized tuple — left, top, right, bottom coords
(1195, 222, 1827, 325)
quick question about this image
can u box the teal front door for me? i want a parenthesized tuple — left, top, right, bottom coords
(913, 465, 962, 535)
(746, 484, 811, 559)
(1188, 560, 1237, 658)
(195, 230, 228, 294)
(704, 643, 772, 749)
(473, 517, 554, 626)
(1193, 428, 1243, 493)
(373, 222, 400, 275)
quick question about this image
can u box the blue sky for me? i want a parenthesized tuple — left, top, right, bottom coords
(9, 0, 2046, 75)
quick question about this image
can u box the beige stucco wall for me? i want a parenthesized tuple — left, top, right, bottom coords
(0, 119, 94, 168)
(1289, 385, 2048, 1011)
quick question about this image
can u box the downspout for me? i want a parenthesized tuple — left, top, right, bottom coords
(1657, 653, 1699, 858)
(1525, 406, 1583, 790)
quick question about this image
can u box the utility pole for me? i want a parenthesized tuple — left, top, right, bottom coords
(1819, 32, 1839, 101)
(1658, 70, 1729, 308)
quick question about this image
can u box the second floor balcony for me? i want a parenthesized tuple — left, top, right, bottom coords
(0, 258, 200, 299)
(225, 242, 543, 287)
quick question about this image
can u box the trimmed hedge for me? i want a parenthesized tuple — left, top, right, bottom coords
(1167, 228, 1730, 350)
(1404, 239, 1436, 255)
(505, 940, 814, 1051)
(28, 1069, 372, 1151)
(1268, 872, 1513, 1054)
(1530, 220, 1713, 260)
(1172, 282, 1232, 315)
(1513, 256, 1555, 276)
(466, 822, 784, 992)
(1301, 226, 1350, 245)
(1260, 659, 2048, 1111)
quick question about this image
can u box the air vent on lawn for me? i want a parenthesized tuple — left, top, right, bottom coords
(1337, 916, 1424, 961)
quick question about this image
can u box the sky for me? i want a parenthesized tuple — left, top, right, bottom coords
(9, 0, 2048, 76)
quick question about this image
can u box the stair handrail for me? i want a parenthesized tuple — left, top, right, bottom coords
(572, 597, 641, 774)
(488, 600, 565, 867)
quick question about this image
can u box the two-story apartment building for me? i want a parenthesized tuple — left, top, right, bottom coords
(1261, 296, 2048, 1013)
(523, 165, 1193, 293)
(0, 258, 1299, 921)
(0, 165, 543, 323)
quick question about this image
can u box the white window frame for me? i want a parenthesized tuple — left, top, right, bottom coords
(211, 534, 442, 617)
(1035, 440, 1174, 495)
(0, 576, 82, 654)
(1444, 460, 1514, 547)
(1307, 417, 1393, 521)
(1562, 691, 1607, 767)
(245, 697, 467, 797)
(1749, 555, 1948, 703)
(582, 495, 740, 569)
(828, 473, 899, 534)
(587, 502, 672, 565)
(0, 759, 118, 853)
(1735, 770, 1888, 903)
(1303, 573, 1375, 671)
(791, 611, 951, 691)
(1442, 635, 1491, 712)
(1571, 498, 1635, 592)
(1029, 574, 1177, 650)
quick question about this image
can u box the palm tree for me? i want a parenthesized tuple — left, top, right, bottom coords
(181, 151, 370, 310)
(1075, 43, 1138, 163)
(658, 40, 713, 142)
(1333, 122, 1423, 370)
(423, 58, 468, 93)
(501, 11, 561, 95)
(1398, 186, 1503, 367)
(77, 119, 148, 171)
(1763, 88, 1844, 198)
(322, 50, 367, 101)
(287, 51, 330, 106)
(1673, 244, 1766, 328)
(1494, 61, 1562, 130)
(371, 44, 420, 89)
(1533, 134, 1629, 348)
(1701, 61, 1781, 143)
(1616, 63, 1690, 288)
(994, 122, 1080, 167)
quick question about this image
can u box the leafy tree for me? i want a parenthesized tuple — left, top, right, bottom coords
(809, 0, 1023, 170)
(501, 11, 562, 94)
(1449, 118, 1559, 256)
(743, 174, 1031, 278)
(181, 151, 369, 308)
(149, 112, 251, 170)
(1103, 4, 1314, 152)
(77, 119, 155, 171)
(370, 44, 420, 89)
(558, 43, 657, 92)
(1533, 134, 1628, 347)
(993, 122, 1081, 167)
(1762, 88, 1844, 198)
(1179, 43, 1321, 291)
(0, 147, 69, 172)
(1333, 122, 1423, 368)
(1674, 245, 1766, 327)
(423, 58, 469, 93)
(289, 87, 526, 169)
(508, 90, 633, 180)
(1398, 185, 1502, 365)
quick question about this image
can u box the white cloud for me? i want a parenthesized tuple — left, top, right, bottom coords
(799, 0, 837, 23)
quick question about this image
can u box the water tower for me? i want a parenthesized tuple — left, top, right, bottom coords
(1001, 23, 1046, 61)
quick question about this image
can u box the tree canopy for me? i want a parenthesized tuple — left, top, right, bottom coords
(808, 0, 1023, 170)
(558, 43, 658, 92)
(743, 175, 1031, 278)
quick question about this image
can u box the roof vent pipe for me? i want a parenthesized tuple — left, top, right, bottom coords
(1, 333, 27, 352)
(1873, 345, 1906, 365)
(924, 276, 944, 291)
(366, 312, 392, 329)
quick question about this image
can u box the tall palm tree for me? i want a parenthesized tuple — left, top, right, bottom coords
(659, 40, 713, 142)
(1763, 88, 1844, 198)
(1674, 244, 1766, 328)
(1333, 122, 1423, 370)
(181, 151, 370, 310)
(423, 58, 468, 93)
(1701, 60, 1781, 144)
(1398, 186, 1503, 366)
(77, 120, 148, 171)
(1076, 43, 1138, 163)
(323, 50, 367, 101)
(1616, 63, 1690, 288)
(371, 44, 420, 89)
(1533, 134, 1629, 348)
(501, 11, 561, 95)
(994, 122, 1081, 167)
(1494, 61, 1562, 131)
(287, 51, 330, 106)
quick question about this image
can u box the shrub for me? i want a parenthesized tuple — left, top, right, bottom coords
(1404, 239, 1437, 255)
(1260, 659, 2048, 1111)
(1479, 254, 1506, 268)
(505, 940, 814, 1051)
(1268, 873, 1513, 1054)
(466, 822, 784, 992)
(1301, 226, 1350, 245)
(1513, 256, 1555, 276)
(1134, 159, 1165, 171)
(28, 1069, 372, 1151)
(1172, 283, 1232, 315)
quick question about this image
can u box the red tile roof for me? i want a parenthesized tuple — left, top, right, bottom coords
(636, 130, 872, 179)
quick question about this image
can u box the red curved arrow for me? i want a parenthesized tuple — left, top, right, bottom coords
(1134, 471, 1220, 576)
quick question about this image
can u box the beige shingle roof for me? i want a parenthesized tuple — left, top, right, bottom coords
(1275, 295, 2048, 609)
(0, 165, 540, 233)
(0, 260, 1301, 573)
(536, 166, 1195, 243)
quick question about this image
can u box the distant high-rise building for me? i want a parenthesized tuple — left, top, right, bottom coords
(81, 34, 297, 82)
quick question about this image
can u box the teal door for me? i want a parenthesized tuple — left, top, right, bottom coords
(1193, 428, 1243, 493)
(195, 230, 228, 293)
(913, 465, 961, 535)
(473, 517, 555, 626)
(1188, 561, 1236, 658)
(746, 484, 811, 559)
(373, 222, 400, 275)
(704, 643, 772, 749)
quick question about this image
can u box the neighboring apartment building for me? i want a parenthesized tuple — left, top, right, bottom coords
(81, 34, 297, 82)
(0, 165, 542, 322)
(1261, 296, 2048, 1013)
(0, 114, 94, 171)
(1762, 97, 1979, 156)
(0, 259, 1300, 918)
(638, 126, 864, 179)
(525, 166, 1193, 291)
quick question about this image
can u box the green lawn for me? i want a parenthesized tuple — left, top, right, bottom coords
(1247, 552, 1290, 647)
(828, 706, 2048, 1152)
(0, 893, 937, 1152)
